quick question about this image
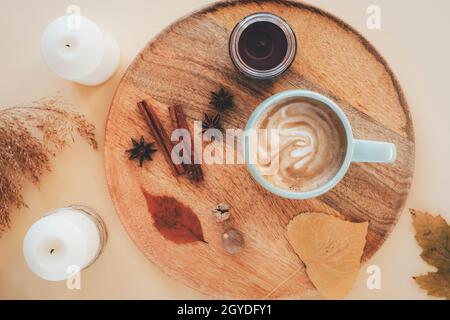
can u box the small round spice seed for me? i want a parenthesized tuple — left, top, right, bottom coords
(212, 202, 231, 222)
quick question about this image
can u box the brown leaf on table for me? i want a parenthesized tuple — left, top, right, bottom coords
(142, 188, 206, 244)
(410, 209, 450, 299)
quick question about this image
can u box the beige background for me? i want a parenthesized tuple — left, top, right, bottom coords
(0, 0, 449, 300)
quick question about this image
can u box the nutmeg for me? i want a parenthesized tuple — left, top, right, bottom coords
(222, 227, 244, 254)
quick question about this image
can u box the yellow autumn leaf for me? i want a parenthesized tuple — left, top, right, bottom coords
(287, 212, 368, 299)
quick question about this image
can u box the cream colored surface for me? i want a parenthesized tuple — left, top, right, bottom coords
(0, 0, 448, 300)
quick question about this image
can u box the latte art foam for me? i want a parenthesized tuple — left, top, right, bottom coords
(256, 97, 347, 192)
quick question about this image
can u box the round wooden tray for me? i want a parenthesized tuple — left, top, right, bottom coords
(105, 0, 414, 298)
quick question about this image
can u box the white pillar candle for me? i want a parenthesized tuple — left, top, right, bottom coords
(23, 206, 107, 281)
(41, 15, 120, 86)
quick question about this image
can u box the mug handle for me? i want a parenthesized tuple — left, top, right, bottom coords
(352, 140, 397, 163)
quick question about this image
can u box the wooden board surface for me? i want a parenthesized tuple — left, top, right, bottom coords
(104, 0, 414, 299)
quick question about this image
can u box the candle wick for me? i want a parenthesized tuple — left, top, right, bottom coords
(65, 44, 70, 48)
(50, 248, 55, 254)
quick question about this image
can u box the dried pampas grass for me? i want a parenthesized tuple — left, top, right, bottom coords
(0, 97, 97, 235)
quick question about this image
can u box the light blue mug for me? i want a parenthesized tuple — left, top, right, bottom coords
(245, 90, 396, 199)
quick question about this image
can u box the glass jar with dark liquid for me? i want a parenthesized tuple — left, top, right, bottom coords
(229, 13, 297, 79)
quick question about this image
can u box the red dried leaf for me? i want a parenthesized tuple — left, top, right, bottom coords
(142, 188, 206, 244)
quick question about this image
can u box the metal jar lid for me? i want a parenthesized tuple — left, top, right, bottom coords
(229, 13, 297, 80)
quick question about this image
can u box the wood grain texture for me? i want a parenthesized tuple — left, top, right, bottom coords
(104, 0, 414, 298)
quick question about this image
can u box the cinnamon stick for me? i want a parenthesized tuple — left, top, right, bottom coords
(169, 105, 203, 182)
(137, 100, 185, 176)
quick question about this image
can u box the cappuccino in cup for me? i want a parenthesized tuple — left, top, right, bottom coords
(245, 90, 396, 199)
(254, 97, 347, 192)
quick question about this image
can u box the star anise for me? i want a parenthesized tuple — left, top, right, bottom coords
(126, 136, 157, 167)
(202, 113, 223, 133)
(210, 88, 234, 111)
